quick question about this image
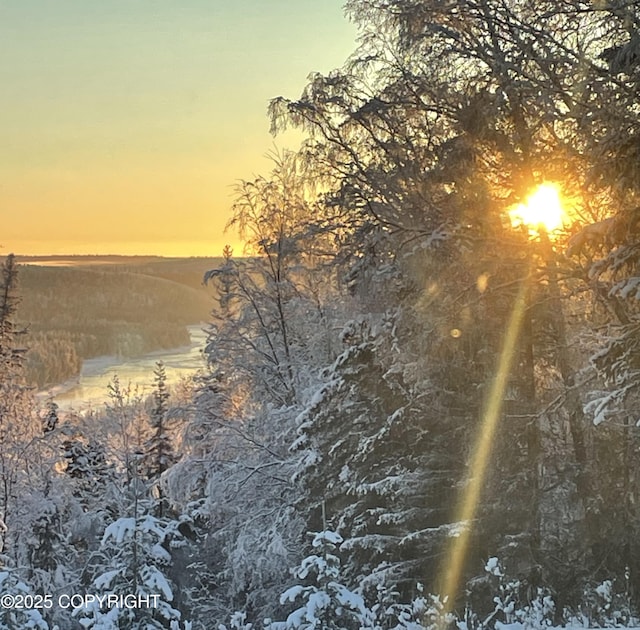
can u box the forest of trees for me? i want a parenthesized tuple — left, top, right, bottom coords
(2, 1, 640, 628)
(13, 262, 214, 387)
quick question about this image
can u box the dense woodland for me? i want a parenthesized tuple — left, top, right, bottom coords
(2, 1, 640, 628)
(10, 261, 215, 387)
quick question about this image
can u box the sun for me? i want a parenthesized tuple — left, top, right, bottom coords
(509, 183, 565, 233)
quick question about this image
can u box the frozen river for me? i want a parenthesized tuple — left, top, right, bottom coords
(39, 325, 208, 413)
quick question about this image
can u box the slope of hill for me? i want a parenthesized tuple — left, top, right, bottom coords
(11, 257, 222, 387)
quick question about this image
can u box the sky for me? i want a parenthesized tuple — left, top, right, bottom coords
(0, 1, 358, 257)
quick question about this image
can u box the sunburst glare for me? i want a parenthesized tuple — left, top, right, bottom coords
(509, 183, 565, 232)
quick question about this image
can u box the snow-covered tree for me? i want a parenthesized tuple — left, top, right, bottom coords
(0, 569, 49, 630)
(268, 530, 375, 630)
(142, 361, 176, 517)
(291, 312, 473, 600)
(0, 254, 45, 563)
(204, 150, 341, 408)
(41, 400, 58, 434)
(102, 375, 147, 485)
(63, 431, 114, 510)
(75, 513, 190, 629)
(145, 362, 173, 478)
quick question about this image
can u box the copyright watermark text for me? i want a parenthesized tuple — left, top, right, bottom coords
(1, 593, 160, 610)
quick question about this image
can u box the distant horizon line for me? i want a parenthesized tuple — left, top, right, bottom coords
(10, 253, 223, 258)
(1, 239, 245, 259)
(2, 253, 251, 261)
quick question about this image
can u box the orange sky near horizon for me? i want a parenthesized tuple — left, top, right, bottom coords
(0, 1, 358, 257)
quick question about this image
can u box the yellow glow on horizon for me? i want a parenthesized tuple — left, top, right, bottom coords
(1, 2, 358, 262)
(4, 239, 245, 259)
(509, 183, 565, 233)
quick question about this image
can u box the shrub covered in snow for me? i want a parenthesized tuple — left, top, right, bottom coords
(73, 514, 190, 629)
(0, 569, 49, 630)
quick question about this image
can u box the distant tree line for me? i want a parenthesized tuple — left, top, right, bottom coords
(16, 264, 211, 387)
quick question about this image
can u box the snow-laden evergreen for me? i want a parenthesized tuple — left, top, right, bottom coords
(74, 513, 188, 629)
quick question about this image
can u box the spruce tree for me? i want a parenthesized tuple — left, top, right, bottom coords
(144, 362, 174, 517)
(0, 254, 40, 562)
(146, 361, 173, 479)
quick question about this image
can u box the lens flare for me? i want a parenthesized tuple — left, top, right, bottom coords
(435, 279, 530, 624)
